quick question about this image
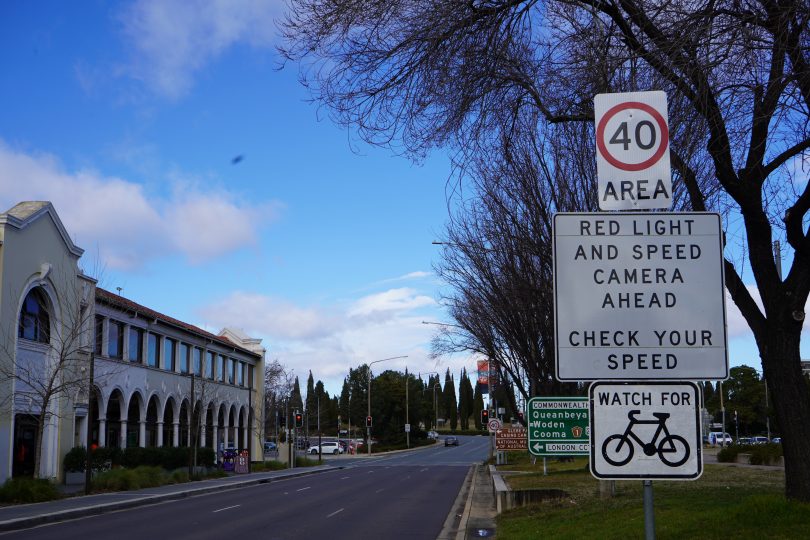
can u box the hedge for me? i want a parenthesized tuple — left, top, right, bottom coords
(64, 446, 216, 472)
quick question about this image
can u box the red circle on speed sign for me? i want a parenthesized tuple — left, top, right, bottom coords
(596, 101, 669, 172)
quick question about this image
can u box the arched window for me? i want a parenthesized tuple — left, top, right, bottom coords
(18, 288, 50, 343)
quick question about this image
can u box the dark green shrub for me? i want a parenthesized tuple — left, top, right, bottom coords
(295, 456, 320, 467)
(169, 469, 189, 484)
(160, 447, 189, 469)
(64, 446, 87, 472)
(121, 447, 147, 468)
(195, 447, 215, 467)
(132, 466, 167, 488)
(0, 478, 61, 503)
(91, 446, 122, 469)
(93, 466, 167, 491)
(93, 468, 139, 491)
(203, 468, 227, 479)
(254, 460, 287, 471)
(717, 445, 740, 462)
(748, 443, 783, 465)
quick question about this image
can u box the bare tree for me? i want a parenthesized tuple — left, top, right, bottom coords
(0, 266, 96, 479)
(264, 359, 295, 444)
(282, 1, 810, 500)
(433, 124, 594, 407)
(184, 373, 223, 475)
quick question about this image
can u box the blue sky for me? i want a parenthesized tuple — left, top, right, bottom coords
(1, 1, 804, 397)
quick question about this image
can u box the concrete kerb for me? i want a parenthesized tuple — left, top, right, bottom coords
(437, 463, 497, 540)
(0, 465, 341, 533)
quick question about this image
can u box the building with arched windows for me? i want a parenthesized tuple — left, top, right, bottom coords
(0, 202, 265, 482)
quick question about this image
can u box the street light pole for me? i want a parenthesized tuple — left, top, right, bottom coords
(433, 383, 441, 431)
(405, 367, 409, 449)
(367, 355, 408, 456)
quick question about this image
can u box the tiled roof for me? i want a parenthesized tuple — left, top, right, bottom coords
(95, 287, 260, 359)
(4, 201, 50, 220)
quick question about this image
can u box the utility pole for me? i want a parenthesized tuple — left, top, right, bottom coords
(405, 368, 410, 449)
(84, 353, 94, 495)
(188, 373, 196, 476)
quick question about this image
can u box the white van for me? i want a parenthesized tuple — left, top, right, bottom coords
(708, 432, 733, 446)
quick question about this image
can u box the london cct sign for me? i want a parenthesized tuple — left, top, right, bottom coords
(553, 212, 728, 381)
(528, 397, 590, 457)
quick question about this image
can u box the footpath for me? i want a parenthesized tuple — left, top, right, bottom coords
(0, 459, 498, 539)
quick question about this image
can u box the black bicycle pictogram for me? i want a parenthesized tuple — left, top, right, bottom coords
(601, 410, 690, 467)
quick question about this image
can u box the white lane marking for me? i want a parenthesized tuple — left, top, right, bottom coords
(296, 487, 311, 492)
(327, 508, 344, 518)
(420, 468, 428, 472)
(213, 504, 240, 513)
(341, 476, 350, 480)
(367, 470, 374, 474)
(375, 488, 384, 494)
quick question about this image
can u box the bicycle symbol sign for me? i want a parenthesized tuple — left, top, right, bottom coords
(589, 381, 702, 480)
(602, 410, 690, 468)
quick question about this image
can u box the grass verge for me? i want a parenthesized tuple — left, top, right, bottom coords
(495, 456, 810, 539)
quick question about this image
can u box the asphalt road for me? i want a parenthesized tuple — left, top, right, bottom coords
(2, 435, 490, 540)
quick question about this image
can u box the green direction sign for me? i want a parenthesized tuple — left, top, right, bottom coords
(528, 397, 590, 456)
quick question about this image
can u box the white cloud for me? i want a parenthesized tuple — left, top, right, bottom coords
(198, 292, 340, 341)
(348, 288, 436, 318)
(0, 142, 279, 269)
(196, 285, 464, 396)
(119, 0, 284, 99)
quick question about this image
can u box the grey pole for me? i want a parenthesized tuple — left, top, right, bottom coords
(405, 367, 410, 449)
(720, 382, 726, 447)
(643, 480, 655, 539)
(84, 353, 95, 495)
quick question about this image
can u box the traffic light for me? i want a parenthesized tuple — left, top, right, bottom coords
(294, 412, 303, 428)
(366, 415, 372, 428)
(517, 411, 524, 423)
(481, 409, 489, 424)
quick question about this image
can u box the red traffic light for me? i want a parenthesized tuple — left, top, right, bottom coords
(481, 409, 489, 424)
(366, 415, 372, 428)
(294, 413, 303, 428)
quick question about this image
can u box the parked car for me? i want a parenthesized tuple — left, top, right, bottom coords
(772, 437, 782, 444)
(264, 441, 277, 452)
(445, 436, 459, 447)
(308, 441, 343, 455)
(751, 436, 769, 445)
(708, 432, 733, 446)
(427, 431, 439, 440)
(737, 437, 753, 445)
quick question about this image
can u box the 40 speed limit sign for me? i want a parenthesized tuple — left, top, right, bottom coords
(594, 91, 672, 211)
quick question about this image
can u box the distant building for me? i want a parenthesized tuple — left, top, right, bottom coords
(0, 201, 265, 482)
